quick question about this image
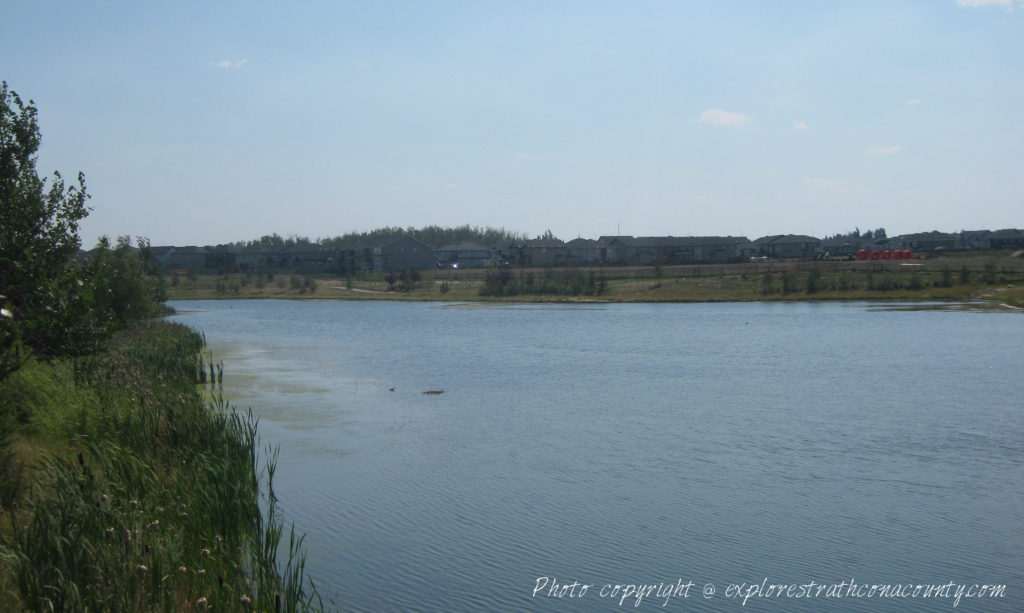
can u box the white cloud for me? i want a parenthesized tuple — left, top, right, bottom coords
(956, 0, 1012, 7)
(906, 99, 921, 105)
(867, 145, 901, 155)
(516, 153, 536, 160)
(792, 120, 809, 131)
(213, 59, 248, 69)
(698, 108, 752, 128)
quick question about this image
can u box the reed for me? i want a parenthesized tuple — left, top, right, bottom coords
(0, 321, 324, 612)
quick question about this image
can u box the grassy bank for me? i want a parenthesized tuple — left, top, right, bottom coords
(165, 252, 1024, 309)
(0, 321, 321, 612)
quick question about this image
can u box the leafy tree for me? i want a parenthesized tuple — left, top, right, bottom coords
(1, 82, 91, 356)
(83, 236, 167, 329)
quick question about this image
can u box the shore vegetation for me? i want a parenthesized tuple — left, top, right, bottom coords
(1, 82, 323, 611)
(165, 253, 1023, 310)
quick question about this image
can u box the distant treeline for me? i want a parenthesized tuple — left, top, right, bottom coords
(234, 225, 530, 250)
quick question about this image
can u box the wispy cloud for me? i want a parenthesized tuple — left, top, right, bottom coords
(955, 0, 1013, 7)
(906, 99, 922, 105)
(213, 59, 248, 69)
(867, 145, 901, 155)
(516, 153, 536, 160)
(792, 120, 809, 131)
(698, 108, 752, 128)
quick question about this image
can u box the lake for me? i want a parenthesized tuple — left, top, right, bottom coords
(168, 300, 1023, 612)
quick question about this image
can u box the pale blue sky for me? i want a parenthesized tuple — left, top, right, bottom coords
(3, 1, 1021, 247)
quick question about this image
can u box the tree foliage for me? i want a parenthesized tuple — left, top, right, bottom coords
(235, 224, 530, 251)
(1, 81, 91, 356)
(1, 82, 166, 371)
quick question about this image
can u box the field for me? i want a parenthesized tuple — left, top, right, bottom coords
(164, 252, 1024, 309)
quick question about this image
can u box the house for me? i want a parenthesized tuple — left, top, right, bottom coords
(359, 236, 435, 272)
(672, 236, 749, 263)
(749, 235, 821, 259)
(981, 229, 1024, 250)
(566, 238, 602, 265)
(818, 237, 861, 258)
(167, 246, 208, 272)
(597, 236, 748, 264)
(148, 246, 176, 270)
(897, 231, 956, 252)
(596, 236, 634, 264)
(957, 230, 990, 251)
(204, 244, 237, 272)
(236, 247, 268, 273)
(268, 243, 334, 273)
(434, 243, 492, 268)
(521, 239, 568, 267)
(492, 239, 523, 266)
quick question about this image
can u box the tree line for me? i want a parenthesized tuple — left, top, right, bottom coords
(233, 224, 529, 251)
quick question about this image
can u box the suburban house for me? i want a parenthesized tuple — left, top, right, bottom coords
(596, 236, 634, 264)
(749, 235, 821, 259)
(167, 246, 208, 272)
(346, 236, 435, 273)
(566, 238, 602, 265)
(492, 239, 523, 266)
(204, 245, 237, 272)
(520, 239, 568, 267)
(818, 237, 861, 258)
(434, 243, 492, 268)
(981, 229, 1024, 250)
(148, 246, 175, 269)
(596, 236, 749, 265)
(897, 231, 957, 252)
(235, 247, 267, 273)
(265, 243, 335, 273)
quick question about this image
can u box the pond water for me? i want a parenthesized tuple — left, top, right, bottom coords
(169, 300, 1023, 612)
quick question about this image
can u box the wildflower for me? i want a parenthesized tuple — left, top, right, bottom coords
(135, 564, 148, 575)
(123, 529, 132, 543)
(215, 535, 223, 545)
(148, 520, 160, 531)
(196, 597, 208, 610)
(240, 595, 252, 606)
(200, 547, 211, 558)
(129, 499, 139, 510)
(156, 506, 165, 514)
(178, 566, 187, 574)
(197, 569, 206, 576)
(105, 527, 115, 540)
(100, 494, 109, 503)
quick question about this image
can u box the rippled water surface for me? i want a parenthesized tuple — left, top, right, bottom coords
(169, 300, 1023, 612)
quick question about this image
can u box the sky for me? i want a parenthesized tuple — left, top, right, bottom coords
(3, 0, 1022, 248)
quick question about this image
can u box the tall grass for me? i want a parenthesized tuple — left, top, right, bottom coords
(0, 321, 323, 612)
